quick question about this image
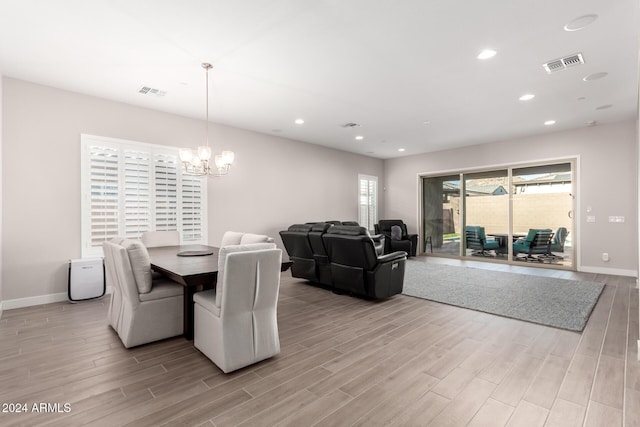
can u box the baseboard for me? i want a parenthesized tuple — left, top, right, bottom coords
(2, 292, 69, 310)
(579, 266, 638, 277)
(1, 286, 113, 311)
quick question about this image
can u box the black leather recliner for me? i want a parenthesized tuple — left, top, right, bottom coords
(322, 226, 407, 299)
(375, 219, 418, 257)
(307, 222, 333, 286)
(332, 221, 386, 255)
(279, 224, 317, 282)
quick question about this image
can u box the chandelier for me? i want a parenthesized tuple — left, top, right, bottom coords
(179, 63, 234, 176)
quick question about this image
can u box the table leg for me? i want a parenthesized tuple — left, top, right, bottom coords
(184, 287, 196, 340)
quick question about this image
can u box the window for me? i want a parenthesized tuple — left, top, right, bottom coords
(81, 134, 207, 257)
(358, 174, 378, 231)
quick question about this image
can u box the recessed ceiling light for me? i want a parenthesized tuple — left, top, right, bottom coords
(596, 104, 613, 110)
(477, 49, 497, 60)
(544, 120, 556, 126)
(355, 135, 364, 140)
(583, 72, 608, 82)
(423, 120, 431, 125)
(564, 14, 598, 31)
(398, 148, 406, 152)
(519, 94, 535, 101)
(294, 118, 305, 125)
(586, 120, 597, 126)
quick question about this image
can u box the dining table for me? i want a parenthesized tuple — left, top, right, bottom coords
(487, 233, 527, 255)
(148, 243, 293, 340)
(148, 244, 219, 340)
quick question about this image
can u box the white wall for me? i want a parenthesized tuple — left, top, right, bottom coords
(384, 121, 638, 276)
(0, 75, 3, 314)
(1, 77, 383, 304)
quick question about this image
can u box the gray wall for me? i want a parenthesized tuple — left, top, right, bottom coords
(384, 120, 638, 276)
(1, 77, 383, 303)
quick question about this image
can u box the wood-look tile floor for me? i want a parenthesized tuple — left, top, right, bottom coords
(0, 257, 638, 426)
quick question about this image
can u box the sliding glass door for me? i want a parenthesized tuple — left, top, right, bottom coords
(420, 160, 575, 269)
(463, 170, 509, 258)
(422, 175, 461, 256)
(512, 163, 573, 267)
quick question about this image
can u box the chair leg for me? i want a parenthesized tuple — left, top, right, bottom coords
(424, 236, 433, 253)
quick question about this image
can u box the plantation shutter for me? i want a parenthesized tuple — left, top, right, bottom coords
(123, 149, 151, 238)
(88, 145, 120, 246)
(81, 134, 207, 257)
(358, 175, 378, 231)
(181, 174, 205, 241)
(154, 153, 179, 231)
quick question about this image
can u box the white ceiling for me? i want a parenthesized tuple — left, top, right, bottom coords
(0, 0, 637, 159)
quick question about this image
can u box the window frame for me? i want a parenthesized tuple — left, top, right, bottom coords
(80, 134, 207, 257)
(358, 174, 378, 232)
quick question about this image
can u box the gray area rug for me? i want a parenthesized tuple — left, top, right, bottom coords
(402, 261, 605, 331)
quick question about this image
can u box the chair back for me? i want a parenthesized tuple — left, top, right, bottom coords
(103, 240, 143, 342)
(103, 240, 123, 330)
(220, 247, 282, 313)
(105, 241, 142, 304)
(308, 222, 332, 258)
(141, 230, 180, 248)
(341, 221, 359, 226)
(551, 227, 568, 251)
(221, 231, 274, 247)
(220, 246, 282, 360)
(279, 224, 314, 260)
(216, 242, 277, 307)
(465, 226, 485, 250)
(529, 229, 554, 255)
(375, 220, 408, 238)
(323, 226, 379, 270)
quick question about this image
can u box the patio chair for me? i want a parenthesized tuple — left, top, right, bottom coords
(550, 227, 568, 256)
(513, 228, 554, 262)
(465, 226, 500, 256)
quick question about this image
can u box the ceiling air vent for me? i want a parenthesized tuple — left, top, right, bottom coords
(138, 86, 167, 97)
(542, 53, 584, 74)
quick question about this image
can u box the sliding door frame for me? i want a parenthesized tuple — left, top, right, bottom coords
(418, 156, 578, 271)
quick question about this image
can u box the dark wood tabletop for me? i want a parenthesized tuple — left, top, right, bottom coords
(148, 244, 219, 340)
(148, 244, 219, 288)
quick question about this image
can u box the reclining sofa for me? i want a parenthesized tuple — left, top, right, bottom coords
(280, 223, 406, 299)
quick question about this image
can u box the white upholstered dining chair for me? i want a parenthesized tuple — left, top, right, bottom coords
(193, 243, 282, 373)
(141, 230, 180, 248)
(104, 238, 184, 348)
(220, 231, 274, 247)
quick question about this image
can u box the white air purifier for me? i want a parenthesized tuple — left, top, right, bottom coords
(68, 258, 105, 302)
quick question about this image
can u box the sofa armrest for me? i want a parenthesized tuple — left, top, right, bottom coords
(377, 251, 407, 263)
